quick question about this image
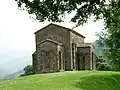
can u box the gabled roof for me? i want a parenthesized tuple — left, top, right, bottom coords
(37, 39, 63, 46)
(34, 23, 85, 38)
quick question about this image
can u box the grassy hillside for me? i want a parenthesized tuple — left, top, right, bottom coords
(0, 71, 120, 90)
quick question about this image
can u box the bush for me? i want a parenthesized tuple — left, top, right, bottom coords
(21, 65, 34, 76)
(97, 63, 110, 71)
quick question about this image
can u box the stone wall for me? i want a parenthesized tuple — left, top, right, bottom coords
(70, 31, 84, 45)
(32, 52, 37, 73)
(77, 47, 91, 70)
(35, 24, 71, 71)
(33, 24, 96, 73)
(70, 31, 85, 70)
(92, 52, 97, 70)
(36, 41, 58, 73)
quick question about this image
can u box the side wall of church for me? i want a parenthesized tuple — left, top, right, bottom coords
(70, 31, 85, 70)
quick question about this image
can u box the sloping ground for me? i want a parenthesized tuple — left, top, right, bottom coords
(0, 71, 120, 90)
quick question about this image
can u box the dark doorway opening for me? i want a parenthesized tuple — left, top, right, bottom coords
(59, 51, 62, 70)
(76, 52, 85, 70)
(76, 52, 80, 70)
(82, 54, 85, 70)
(72, 43, 74, 69)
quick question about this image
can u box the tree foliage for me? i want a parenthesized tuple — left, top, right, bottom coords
(22, 65, 34, 76)
(15, 0, 109, 26)
(14, 0, 120, 26)
(97, 6, 120, 70)
(96, 56, 110, 71)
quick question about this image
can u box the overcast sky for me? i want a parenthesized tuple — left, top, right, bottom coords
(0, 0, 104, 74)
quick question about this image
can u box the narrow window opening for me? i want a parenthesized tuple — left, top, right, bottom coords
(72, 43, 74, 69)
(59, 51, 62, 70)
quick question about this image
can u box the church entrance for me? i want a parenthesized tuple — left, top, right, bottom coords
(76, 52, 85, 70)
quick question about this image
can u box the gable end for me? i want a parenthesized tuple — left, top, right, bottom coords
(34, 23, 85, 38)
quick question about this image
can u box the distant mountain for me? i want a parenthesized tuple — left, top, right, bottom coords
(0, 50, 31, 78)
(0, 68, 10, 79)
(2, 69, 25, 79)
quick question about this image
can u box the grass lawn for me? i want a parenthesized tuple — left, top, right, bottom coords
(0, 71, 120, 90)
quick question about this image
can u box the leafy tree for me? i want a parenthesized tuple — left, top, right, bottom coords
(15, 0, 109, 26)
(14, 0, 120, 26)
(21, 65, 34, 76)
(96, 6, 120, 71)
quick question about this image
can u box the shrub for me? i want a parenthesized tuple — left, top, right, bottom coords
(21, 65, 34, 76)
(97, 63, 110, 71)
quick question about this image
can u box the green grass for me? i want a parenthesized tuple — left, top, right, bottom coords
(0, 71, 120, 90)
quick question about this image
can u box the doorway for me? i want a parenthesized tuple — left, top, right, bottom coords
(59, 51, 62, 70)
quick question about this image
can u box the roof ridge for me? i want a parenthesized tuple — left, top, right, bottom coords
(35, 23, 85, 38)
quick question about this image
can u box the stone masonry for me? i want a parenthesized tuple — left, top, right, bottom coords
(32, 23, 97, 73)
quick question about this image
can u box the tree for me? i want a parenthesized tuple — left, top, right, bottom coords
(14, 0, 120, 26)
(96, 6, 120, 70)
(22, 65, 34, 76)
(15, 0, 108, 26)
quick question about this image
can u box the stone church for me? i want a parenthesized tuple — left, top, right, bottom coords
(32, 23, 97, 73)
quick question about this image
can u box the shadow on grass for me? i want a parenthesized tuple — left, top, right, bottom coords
(75, 73, 120, 90)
